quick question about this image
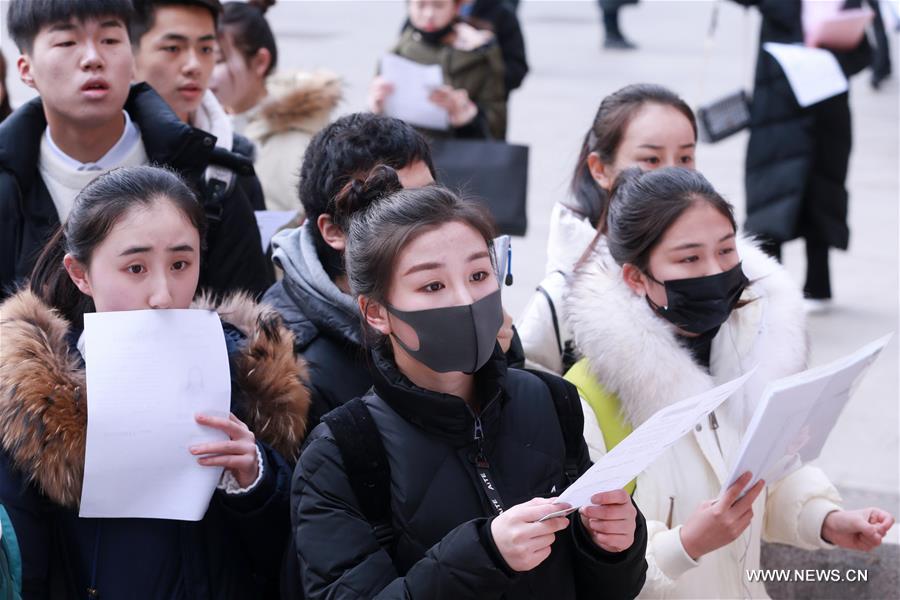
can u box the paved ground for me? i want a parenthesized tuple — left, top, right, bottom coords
(2, 0, 898, 542)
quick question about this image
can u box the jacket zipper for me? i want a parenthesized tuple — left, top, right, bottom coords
(469, 399, 505, 515)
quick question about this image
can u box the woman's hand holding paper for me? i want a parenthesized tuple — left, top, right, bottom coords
(191, 413, 260, 489)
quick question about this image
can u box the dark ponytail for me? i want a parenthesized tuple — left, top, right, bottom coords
(220, 1, 278, 77)
(567, 84, 698, 228)
(28, 166, 206, 330)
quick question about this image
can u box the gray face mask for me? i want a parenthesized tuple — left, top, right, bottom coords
(385, 289, 503, 374)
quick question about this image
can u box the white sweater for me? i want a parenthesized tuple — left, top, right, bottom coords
(39, 120, 147, 222)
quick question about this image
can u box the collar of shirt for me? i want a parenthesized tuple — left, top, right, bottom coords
(44, 111, 142, 172)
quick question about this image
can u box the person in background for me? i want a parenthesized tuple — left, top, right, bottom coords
(0, 166, 309, 598)
(732, 0, 887, 312)
(0, 0, 270, 300)
(456, 0, 528, 97)
(369, 0, 507, 140)
(599, 0, 639, 50)
(291, 165, 648, 599)
(566, 166, 894, 598)
(130, 0, 274, 292)
(211, 0, 342, 215)
(0, 50, 12, 122)
(517, 84, 698, 374)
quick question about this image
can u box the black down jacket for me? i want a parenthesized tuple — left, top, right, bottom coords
(291, 346, 648, 599)
(733, 0, 877, 248)
(0, 83, 272, 299)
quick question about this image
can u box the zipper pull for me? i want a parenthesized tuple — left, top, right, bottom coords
(709, 411, 719, 430)
(471, 416, 505, 514)
(473, 417, 488, 467)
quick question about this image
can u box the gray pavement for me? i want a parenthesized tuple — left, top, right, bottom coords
(2, 0, 898, 563)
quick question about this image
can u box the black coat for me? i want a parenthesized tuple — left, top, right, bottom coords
(734, 0, 875, 248)
(263, 279, 372, 438)
(469, 0, 529, 96)
(291, 347, 648, 599)
(0, 83, 273, 299)
(0, 290, 312, 600)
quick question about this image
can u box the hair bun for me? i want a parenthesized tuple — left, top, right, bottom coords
(247, 0, 276, 14)
(333, 164, 403, 227)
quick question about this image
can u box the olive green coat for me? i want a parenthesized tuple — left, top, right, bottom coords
(392, 27, 507, 140)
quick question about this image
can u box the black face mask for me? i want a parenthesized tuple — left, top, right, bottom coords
(385, 288, 503, 374)
(645, 263, 749, 335)
(411, 18, 458, 46)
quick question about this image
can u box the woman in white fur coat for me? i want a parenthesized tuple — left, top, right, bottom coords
(564, 166, 894, 599)
(517, 83, 698, 374)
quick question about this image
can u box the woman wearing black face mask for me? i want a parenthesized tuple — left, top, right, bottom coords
(367, 0, 508, 140)
(289, 165, 648, 599)
(564, 167, 889, 598)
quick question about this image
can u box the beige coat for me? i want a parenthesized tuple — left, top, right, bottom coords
(237, 71, 341, 215)
(567, 240, 843, 599)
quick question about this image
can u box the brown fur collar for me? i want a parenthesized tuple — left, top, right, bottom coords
(0, 290, 309, 509)
(257, 70, 341, 138)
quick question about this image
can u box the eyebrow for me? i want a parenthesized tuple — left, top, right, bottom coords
(668, 233, 736, 252)
(636, 143, 696, 150)
(402, 250, 491, 276)
(118, 244, 195, 256)
(161, 32, 216, 43)
(47, 22, 77, 33)
(48, 19, 123, 33)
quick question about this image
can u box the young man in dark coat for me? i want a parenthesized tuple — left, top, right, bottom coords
(264, 113, 438, 438)
(733, 0, 884, 307)
(0, 0, 271, 300)
(265, 113, 522, 439)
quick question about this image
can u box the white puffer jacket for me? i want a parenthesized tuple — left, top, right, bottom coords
(517, 202, 596, 373)
(567, 238, 843, 599)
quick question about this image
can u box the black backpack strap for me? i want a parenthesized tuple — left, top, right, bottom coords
(321, 398, 394, 550)
(525, 369, 584, 488)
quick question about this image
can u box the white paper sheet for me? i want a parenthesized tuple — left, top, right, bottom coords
(545, 370, 755, 516)
(255, 210, 298, 252)
(79, 310, 232, 521)
(763, 42, 848, 108)
(723, 334, 891, 496)
(380, 53, 449, 131)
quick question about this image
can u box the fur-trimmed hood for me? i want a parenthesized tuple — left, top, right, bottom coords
(567, 236, 808, 427)
(0, 290, 310, 509)
(241, 70, 341, 142)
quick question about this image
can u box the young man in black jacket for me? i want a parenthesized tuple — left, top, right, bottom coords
(264, 113, 439, 437)
(0, 0, 271, 299)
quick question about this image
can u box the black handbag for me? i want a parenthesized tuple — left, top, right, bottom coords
(697, 90, 752, 143)
(696, 1, 753, 144)
(427, 137, 529, 236)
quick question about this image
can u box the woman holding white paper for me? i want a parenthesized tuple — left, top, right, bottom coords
(0, 166, 310, 598)
(367, 0, 507, 139)
(291, 165, 648, 598)
(565, 166, 894, 598)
